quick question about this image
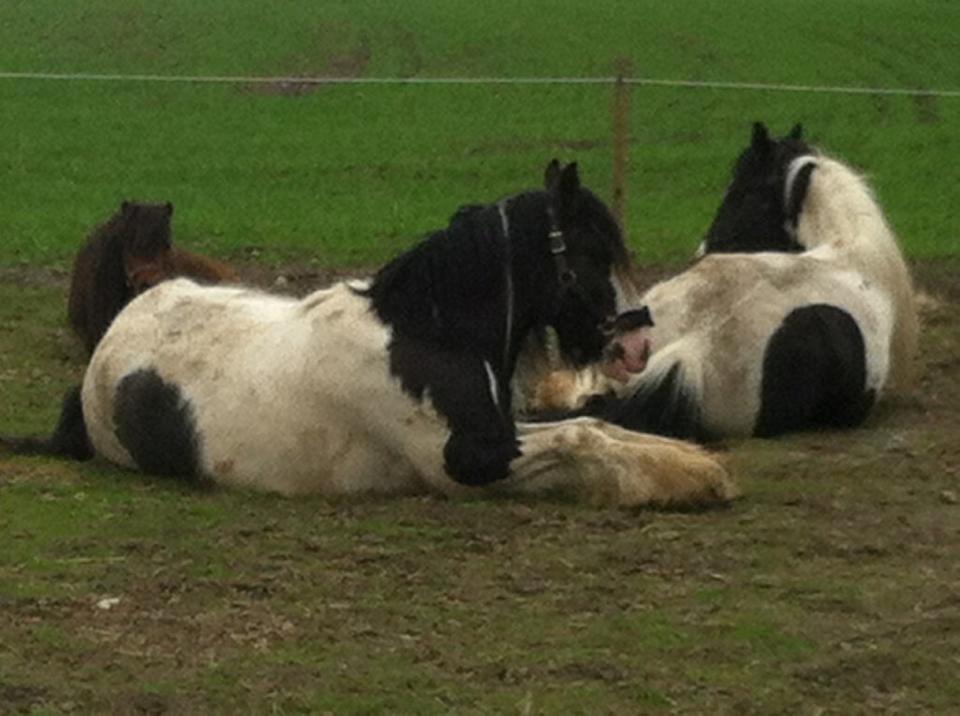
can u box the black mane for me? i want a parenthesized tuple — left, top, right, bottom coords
(365, 200, 510, 359)
(702, 122, 817, 254)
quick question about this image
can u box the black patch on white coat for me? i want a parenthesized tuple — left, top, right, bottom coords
(113, 369, 203, 480)
(755, 304, 875, 437)
(388, 334, 520, 485)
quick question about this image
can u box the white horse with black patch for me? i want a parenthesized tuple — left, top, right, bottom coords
(5, 161, 735, 507)
(526, 125, 917, 439)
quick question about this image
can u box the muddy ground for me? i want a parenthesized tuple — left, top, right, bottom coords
(0, 258, 958, 714)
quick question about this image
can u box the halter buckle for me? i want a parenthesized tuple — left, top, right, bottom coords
(546, 207, 577, 286)
(549, 229, 565, 253)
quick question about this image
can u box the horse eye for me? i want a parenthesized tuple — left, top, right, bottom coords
(600, 317, 616, 335)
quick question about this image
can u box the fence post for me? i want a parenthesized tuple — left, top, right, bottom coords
(611, 57, 632, 232)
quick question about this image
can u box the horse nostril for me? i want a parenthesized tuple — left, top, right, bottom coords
(604, 341, 626, 362)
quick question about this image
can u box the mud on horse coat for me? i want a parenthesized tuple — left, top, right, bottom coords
(67, 201, 237, 355)
(528, 125, 917, 440)
(12, 161, 735, 507)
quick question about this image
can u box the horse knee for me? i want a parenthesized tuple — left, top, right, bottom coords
(443, 430, 521, 486)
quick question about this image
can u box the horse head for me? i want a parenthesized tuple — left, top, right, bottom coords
(701, 122, 817, 255)
(537, 160, 652, 379)
(118, 201, 175, 294)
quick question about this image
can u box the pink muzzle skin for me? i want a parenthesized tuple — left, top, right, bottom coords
(598, 306, 655, 383)
(600, 326, 652, 383)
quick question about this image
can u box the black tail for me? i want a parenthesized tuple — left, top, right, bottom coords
(1, 385, 93, 460)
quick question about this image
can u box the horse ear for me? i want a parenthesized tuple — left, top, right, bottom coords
(751, 122, 771, 150)
(543, 159, 562, 191)
(558, 162, 581, 200)
(164, 202, 174, 217)
(789, 123, 804, 140)
(121, 200, 132, 215)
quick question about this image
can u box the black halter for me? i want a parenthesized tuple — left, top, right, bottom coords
(545, 204, 577, 288)
(494, 197, 580, 387)
(544, 203, 654, 339)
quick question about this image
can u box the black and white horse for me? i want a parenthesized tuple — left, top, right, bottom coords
(528, 125, 917, 440)
(6, 161, 735, 507)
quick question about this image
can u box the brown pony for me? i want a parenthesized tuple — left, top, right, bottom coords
(67, 201, 237, 354)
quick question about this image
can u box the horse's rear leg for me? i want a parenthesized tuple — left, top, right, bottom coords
(507, 419, 737, 508)
(1, 385, 93, 460)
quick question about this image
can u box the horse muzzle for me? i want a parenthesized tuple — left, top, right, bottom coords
(599, 307, 654, 383)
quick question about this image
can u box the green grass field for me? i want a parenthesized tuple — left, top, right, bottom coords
(1, 0, 959, 265)
(2, 2, 960, 713)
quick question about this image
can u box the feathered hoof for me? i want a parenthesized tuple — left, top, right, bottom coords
(508, 418, 737, 508)
(587, 427, 739, 508)
(616, 440, 738, 508)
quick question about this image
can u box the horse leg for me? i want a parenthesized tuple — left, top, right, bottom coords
(502, 418, 737, 507)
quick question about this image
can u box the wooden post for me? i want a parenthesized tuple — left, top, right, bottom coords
(611, 57, 632, 232)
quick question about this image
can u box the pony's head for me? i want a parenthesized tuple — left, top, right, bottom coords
(116, 201, 175, 293)
(701, 122, 817, 255)
(534, 160, 649, 375)
(366, 160, 650, 385)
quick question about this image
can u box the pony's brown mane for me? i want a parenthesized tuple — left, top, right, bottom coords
(67, 202, 237, 355)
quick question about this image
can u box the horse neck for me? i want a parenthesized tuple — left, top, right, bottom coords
(367, 201, 550, 384)
(799, 155, 918, 390)
(799, 158, 903, 278)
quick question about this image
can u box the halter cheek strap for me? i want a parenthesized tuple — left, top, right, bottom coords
(545, 205, 577, 287)
(783, 155, 818, 238)
(543, 205, 613, 332)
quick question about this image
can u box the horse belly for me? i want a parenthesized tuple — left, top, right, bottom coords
(197, 415, 425, 496)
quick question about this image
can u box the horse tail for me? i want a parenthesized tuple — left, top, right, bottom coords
(0, 385, 93, 461)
